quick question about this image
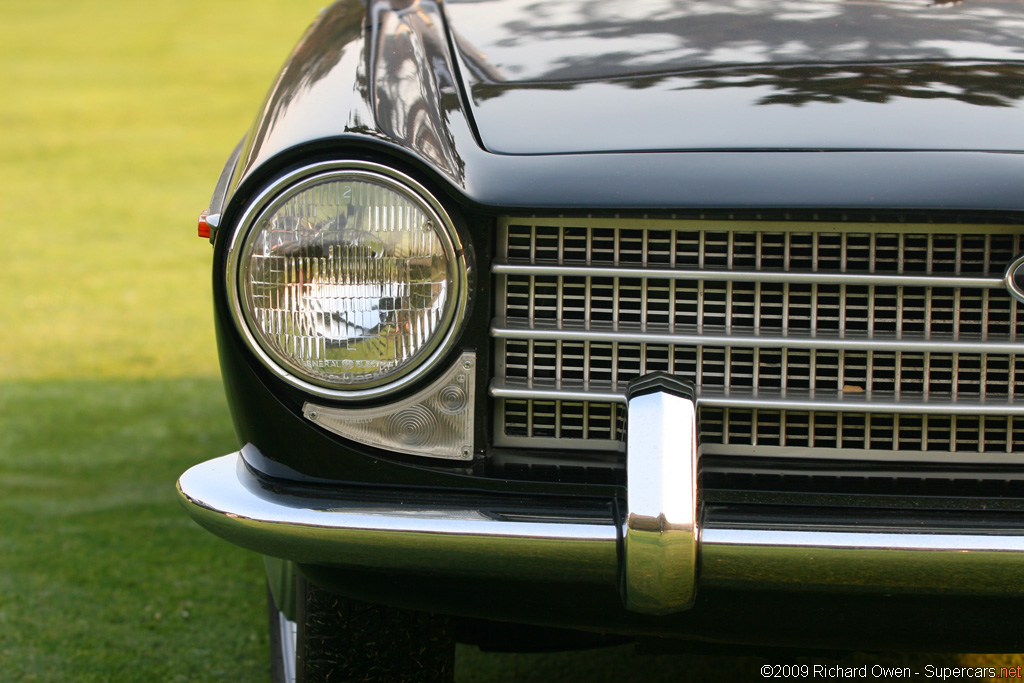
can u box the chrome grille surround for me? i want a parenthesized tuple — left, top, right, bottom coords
(491, 217, 1024, 462)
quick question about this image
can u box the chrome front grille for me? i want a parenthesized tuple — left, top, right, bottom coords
(491, 217, 1024, 462)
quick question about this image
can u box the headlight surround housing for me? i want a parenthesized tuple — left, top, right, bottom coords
(225, 161, 468, 400)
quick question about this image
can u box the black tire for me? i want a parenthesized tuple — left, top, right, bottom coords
(269, 572, 455, 683)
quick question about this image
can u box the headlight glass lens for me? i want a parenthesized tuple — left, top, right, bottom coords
(236, 170, 460, 391)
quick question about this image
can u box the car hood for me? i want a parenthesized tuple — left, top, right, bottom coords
(443, 0, 1024, 154)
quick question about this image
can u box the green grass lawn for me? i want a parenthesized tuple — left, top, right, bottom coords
(0, 1, 1021, 681)
(0, 2, 321, 680)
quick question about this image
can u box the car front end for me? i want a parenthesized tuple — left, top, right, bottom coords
(178, 0, 1024, 678)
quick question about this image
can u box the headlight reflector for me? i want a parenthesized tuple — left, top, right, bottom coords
(229, 163, 466, 397)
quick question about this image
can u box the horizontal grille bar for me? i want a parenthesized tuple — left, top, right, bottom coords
(493, 260, 1006, 289)
(494, 318, 1024, 354)
(490, 378, 1024, 415)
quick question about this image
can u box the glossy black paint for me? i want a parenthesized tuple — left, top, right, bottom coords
(448, 0, 1024, 81)
(448, 0, 1024, 154)
(224, 0, 1024, 214)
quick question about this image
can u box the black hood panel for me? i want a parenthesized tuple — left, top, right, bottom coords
(445, 0, 1024, 154)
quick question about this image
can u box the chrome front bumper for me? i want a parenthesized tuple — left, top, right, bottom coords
(177, 380, 1024, 614)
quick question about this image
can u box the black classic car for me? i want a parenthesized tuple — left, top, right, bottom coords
(177, 0, 1024, 680)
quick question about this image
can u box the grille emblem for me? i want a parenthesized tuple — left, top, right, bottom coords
(1006, 255, 1024, 303)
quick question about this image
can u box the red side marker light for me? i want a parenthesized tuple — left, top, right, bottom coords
(198, 210, 211, 239)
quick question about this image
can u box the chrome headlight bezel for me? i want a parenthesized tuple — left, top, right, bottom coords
(224, 160, 469, 401)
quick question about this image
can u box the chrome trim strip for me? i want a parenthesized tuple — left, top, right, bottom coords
(179, 453, 1024, 598)
(177, 454, 619, 583)
(491, 379, 626, 404)
(623, 376, 700, 614)
(275, 609, 297, 683)
(494, 260, 1004, 289)
(493, 431, 625, 453)
(492, 438, 1024, 464)
(490, 378, 1024, 415)
(698, 443, 1024, 464)
(492, 318, 1024, 354)
(702, 459, 1024, 481)
(701, 526, 1024, 595)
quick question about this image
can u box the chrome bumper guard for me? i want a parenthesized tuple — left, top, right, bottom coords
(177, 377, 1024, 615)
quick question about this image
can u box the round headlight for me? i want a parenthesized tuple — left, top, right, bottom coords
(227, 162, 467, 398)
